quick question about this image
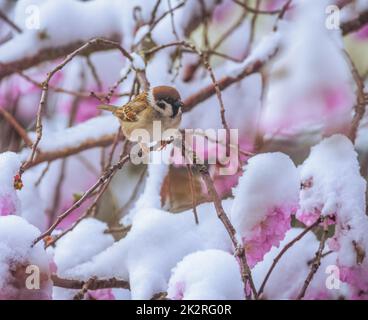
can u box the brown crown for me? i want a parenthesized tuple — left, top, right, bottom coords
(152, 86, 181, 101)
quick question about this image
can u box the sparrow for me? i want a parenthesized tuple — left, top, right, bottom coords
(98, 86, 183, 148)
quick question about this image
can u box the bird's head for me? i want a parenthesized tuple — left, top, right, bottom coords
(149, 86, 184, 118)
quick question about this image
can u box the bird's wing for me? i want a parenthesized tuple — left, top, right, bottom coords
(115, 93, 148, 122)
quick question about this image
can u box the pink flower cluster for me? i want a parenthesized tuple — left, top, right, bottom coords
(243, 205, 294, 268)
(59, 94, 101, 124)
(0, 193, 18, 216)
(339, 265, 368, 299)
(169, 281, 186, 300)
(296, 208, 321, 227)
(0, 262, 52, 300)
(355, 25, 368, 40)
(87, 289, 115, 300)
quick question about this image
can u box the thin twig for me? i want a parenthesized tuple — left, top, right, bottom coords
(32, 154, 131, 246)
(167, 0, 180, 41)
(182, 135, 257, 299)
(297, 219, 329, 300)
(105, 128, 123, 170)
(23, 44, 275, 169)
(103, 68, 132, 104)
(248, 0, 261, 49)
(46, 174, 113, 248)
(273, 0, 292, 31)
(86, 56, 103, 92)
(258, 219, 321, 298)
(149, 0, 162, 25)
(147, 41, 231, 133)
(186, 164, 199, 224)
(307, 250, 333, 266)
(32, 138, 174, 246)
(199, 0, 210, 50)
(183, 8, 247, 82)
(133, 1, 186, 49)
(34, 162, 51, 187)
(20, 37, 149, 176)
(18, 71, 126, 101)
(0, 9, 22, 33)
(199, 166, 257, 299)
(232, 0, 284, 15)
(115, 166, 147, 216)
(0, 107, 33, 147)
(52, 274, 129, 291)
(73, 277, 96, 300)
(345, 50, 367, 143)
(47, 159, 67, 227)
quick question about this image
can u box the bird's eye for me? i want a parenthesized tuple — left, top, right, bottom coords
(157, 101, 165, 109)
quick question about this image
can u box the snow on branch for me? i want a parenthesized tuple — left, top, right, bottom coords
(1, 0, 368, 301)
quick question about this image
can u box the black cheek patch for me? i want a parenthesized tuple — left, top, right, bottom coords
(156, 101, 165, 109)
(171, 101, 182, 118)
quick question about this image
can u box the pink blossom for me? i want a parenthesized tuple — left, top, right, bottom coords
(213, 0, 233, 23)
(0, 193, 18, 216)
(0, 261, 52, 300)
(263, 0, 294, 18)
(327, 236, 340, 251)
(264, 0, 288, 10)
(0, 216, 53, 300)
(263, 85, 353, 135)
(54, 197, 93, 230)
(170, 281, 186, 300)
(205, 137, 254, 197)
(243, 206, 294, 268)
(296, 209, 321, 227)
(170, 134, 253, 197)
(59, 95, 101, 124)
(87, 289, 115, 300)
(355, 24, 368, 40)
(339, 265, 368, 300)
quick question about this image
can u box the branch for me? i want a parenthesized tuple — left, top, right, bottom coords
(24, 133, 117, 170)
(32, 138, 174, 246)
(297, 219, 329, 300)
(23, 39, 276, 169)
(0, 36, 123, 81)
(198, 166, 257, 300)
(346, 51, 367, 143)
(0, 10, 22, 33)
(184, 58, 265, 111)
(0, 107, 33, 147)
(232, 0, 284, 15)
(184, 2, 249, 83)
(341, 10, 368, 36)
(257, 219, 321, 298)
(183, 136, 257, 299)
(0, 0, 220, 81)
(51, 274, 130, 291)
(19, 37, 149, 175)
(45, 172, 114, 248)
(32, 152, 131, 246)
(18, 71, 127, 101)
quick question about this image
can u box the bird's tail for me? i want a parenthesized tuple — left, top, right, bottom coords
(97, 105, 118, 113)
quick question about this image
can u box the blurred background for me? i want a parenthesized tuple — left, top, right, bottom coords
(0, 0, 367, 234)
